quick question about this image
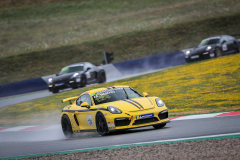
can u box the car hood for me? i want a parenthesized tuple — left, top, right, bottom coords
(192, 46, 208, 54)
(53, 72, 83, 83)
(101, 97, 155, 112)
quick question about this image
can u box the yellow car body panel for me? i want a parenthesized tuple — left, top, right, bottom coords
(61, 86, 169, 135)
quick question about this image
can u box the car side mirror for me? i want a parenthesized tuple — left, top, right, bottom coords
(143, 92, 148, 97)
(81, 102, 90, 108)
(56, 73, 59, 76)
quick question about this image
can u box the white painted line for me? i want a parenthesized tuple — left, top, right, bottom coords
(172, 113, 222, 121)
(1, 126, 34, 132)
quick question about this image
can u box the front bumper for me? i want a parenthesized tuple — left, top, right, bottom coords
(48, 78, 81, 91)
(105, 107, 169, 130)
(185, 51, 215, 62)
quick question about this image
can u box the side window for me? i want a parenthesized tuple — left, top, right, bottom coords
(84, 63, 94, 70)
(228, 36, 235, 41)
(220, 36, 229, 43)
(76, 94, 92, 106)
(124, 87, 142, 99)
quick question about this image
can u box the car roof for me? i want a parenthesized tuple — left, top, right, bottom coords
(82, 85, 130, 95)
(203, 35, 233, 40)
(63, 62, 86, 68)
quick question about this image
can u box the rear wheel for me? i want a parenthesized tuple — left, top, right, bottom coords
(215, 48, 222, 57)
(153, 123, 166, 129)
(61, 115, 74, 138)
(96, 112, 108, 136)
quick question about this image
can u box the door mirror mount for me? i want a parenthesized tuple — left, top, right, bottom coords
(81, 102, 90, 108)
(143, 92, 148, 97)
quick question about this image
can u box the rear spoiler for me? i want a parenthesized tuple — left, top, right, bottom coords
(231, 34, 240, 37)
(61, 96, 78, 104)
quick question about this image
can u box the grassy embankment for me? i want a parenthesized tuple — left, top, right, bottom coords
(0, 53, 239, 126)
(0, 0, 240, 84)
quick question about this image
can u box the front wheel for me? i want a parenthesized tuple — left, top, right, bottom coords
(80, 76, 87, 87)
(99, 72, 106, 83)
(153, 123, 166, 129)
(61, 115, 74, 138)
(237, 43, 240, 53)
(52, 88, 59, 93)
(215, 48, 222, 57)
(96, 112, 109, 136)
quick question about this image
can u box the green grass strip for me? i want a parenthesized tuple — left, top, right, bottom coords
(1, 133, 240, 160)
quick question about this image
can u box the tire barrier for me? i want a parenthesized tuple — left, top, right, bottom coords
(113, 51, 185, 75)
(0, 78, 48, 98)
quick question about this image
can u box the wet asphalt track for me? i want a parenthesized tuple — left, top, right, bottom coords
(1, 115, 240, 158)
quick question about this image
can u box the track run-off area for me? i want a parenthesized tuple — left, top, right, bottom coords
(1, 53, 240, 159)
(0, 112, 240, 158)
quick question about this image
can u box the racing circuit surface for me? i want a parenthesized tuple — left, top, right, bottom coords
(0, 67, 167, 109)
(0, 115, 240, 158)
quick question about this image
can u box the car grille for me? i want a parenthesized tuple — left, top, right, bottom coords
(115, 118, 131, 127)
(158, 110, 168, 120)
(133, 117, 158, 125)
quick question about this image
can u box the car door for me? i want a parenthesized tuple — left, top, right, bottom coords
(84, 63, 93, 82)
(220, 36, 230, 54)
(75, 94, 96, 130)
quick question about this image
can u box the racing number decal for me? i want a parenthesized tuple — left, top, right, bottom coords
(86, 72, 91, 79)
(87, 115, 94, 126)
(222, 44, 227, 51)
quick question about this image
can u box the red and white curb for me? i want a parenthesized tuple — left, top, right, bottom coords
(0, 111, 240, 132)
(168, 111, 240, 121)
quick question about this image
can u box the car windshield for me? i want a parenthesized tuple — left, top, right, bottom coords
(59, 66, 83, 75)
(198, 38, 220, 47)
(92, 88, 142, 105)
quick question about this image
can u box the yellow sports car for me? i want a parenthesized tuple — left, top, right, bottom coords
(61, 85, 169, 138)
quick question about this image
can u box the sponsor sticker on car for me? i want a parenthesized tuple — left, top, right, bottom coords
(136, 113, 154, 119)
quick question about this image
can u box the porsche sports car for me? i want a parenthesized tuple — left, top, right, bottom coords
(61, 85, 169, 138)
(48, 62, 106, 93)
(185, 35, 240, 63)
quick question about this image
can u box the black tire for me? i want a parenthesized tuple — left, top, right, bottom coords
(61, 115, 74, 138)
(215, 48, 222, 57)
(185, 58, 191, 63)
(153, 123, 166, 129)
(96, 112, 109, 136)
(71, 83, 78, 89)
(99, 71, 106, 83)
(237, 43, 240, 53)
(52, 88, 59, 93)
(80, 75, 87, 87)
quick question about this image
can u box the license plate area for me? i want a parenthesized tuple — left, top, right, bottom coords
(191, 55, 199, 59)
(56, 82, 64, 86)
(136, 113, 154, 119)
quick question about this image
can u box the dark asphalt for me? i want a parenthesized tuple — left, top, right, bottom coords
(0, 115, 240, 158)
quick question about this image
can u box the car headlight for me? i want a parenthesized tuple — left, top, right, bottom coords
(108, 106, 122, 114)
(48, 78, 53, 84)
(155, 98, 164, 107)
(206, 46, 211, 51)
(186, 50, 190, 55)
(71, 73, 79, 78)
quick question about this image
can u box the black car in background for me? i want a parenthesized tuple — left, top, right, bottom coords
(48, 62, 106, 93)
(185, 35, 240, 63)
